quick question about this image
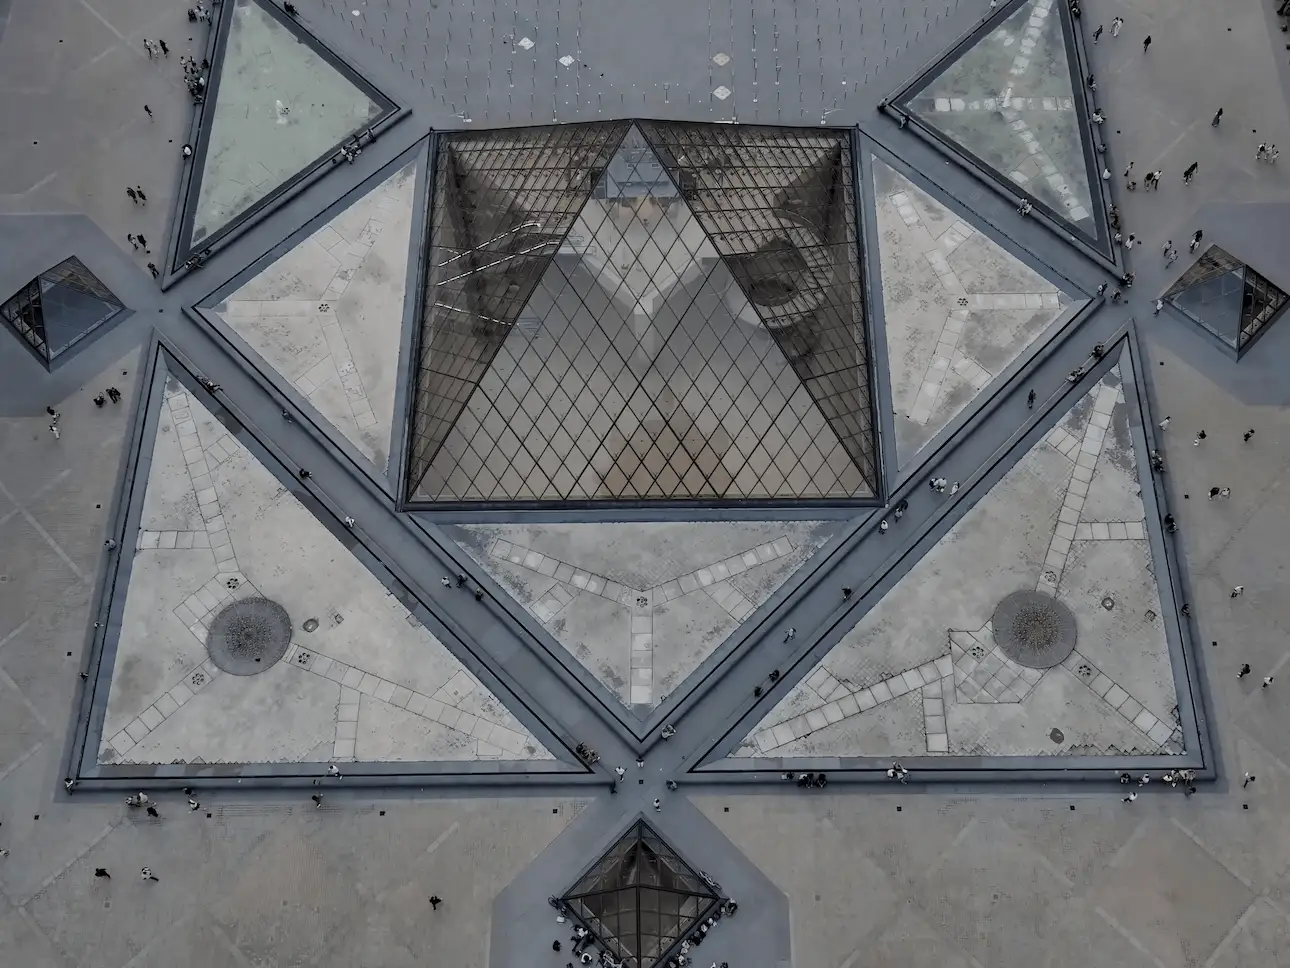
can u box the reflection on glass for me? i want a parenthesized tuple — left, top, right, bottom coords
(560, 820, 721, 968)
(0, 257, 125, 366)
(408, 122, 877, 503)
(901, 0, 1099, 241)
(1164, 245, 1290, 350)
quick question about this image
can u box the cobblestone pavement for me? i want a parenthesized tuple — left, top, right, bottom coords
(2, 0, 1290, 965)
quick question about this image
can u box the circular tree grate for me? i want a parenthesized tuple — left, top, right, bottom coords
(206, 597, 293, 676)
(991, 591, 1077, 669)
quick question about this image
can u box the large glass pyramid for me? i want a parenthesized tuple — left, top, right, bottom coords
(179, 0, 396, 259)
(407, 121, 877, 503)
(1163, 245, 1289, 352)
(897, 0, 1105, 248)
(0, 257, 126, 368)
(560, 820, 721, 968)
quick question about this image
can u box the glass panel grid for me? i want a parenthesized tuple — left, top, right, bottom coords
(408, 121, 878, 503)
(1162, 245, 1290, 351)
(1, 257, 124, 364)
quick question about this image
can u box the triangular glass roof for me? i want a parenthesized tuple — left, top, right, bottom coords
(1163, 245, 1290, 351)
(177, 0, 396, 261)
(896, 0, 1107, 250)
(0, 257, 125, 368)
(407, 121, 878, 504)
(560, 820, 721, 968)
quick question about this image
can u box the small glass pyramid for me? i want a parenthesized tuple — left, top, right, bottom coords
(1163, 245, 1289, 352)
(560, 820, 722, 968)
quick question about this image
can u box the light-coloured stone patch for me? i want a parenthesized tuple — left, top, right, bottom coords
(454, 522, 836, 711)
(874, 159, 1072, 467)
(734, 364, 1181, 759)
(101, 378, 551, 765)
(213, 161, 416, 474)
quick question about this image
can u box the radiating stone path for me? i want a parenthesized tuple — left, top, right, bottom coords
(286, 644, 547, 761)
(877, 162, 1070, 466)
(490, 535, 795, 706)
(741, 365, 1180, 758)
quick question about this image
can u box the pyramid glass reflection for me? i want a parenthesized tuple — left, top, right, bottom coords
(898, 0, 1104, 247)
(180, 0, 396, 258)
(0, 257, 126, 368)
(408, 121, 878, 504)
(1163, 245, 1289, 352)
(560, 820, 721, 968)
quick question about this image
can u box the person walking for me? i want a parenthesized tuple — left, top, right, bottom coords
(1111, 16, 1124, 36)
(1027, 388, 1036, 409)
(144, 104, 153, 119)
(1190, 230, 1204, 252)
(1183, 162, 1198, 183)
(1142, 35, 1152, 52)
(1093, 23, 1103, 42)
(1211, 107, 1223, 126)
(429, 895, 442, 910)
(1239, 663, 1251, 679)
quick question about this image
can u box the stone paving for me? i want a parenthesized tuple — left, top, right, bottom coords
(906, 0, 1096, 236)
(874, 157, 1075, 465)
(735, 359, 1182, 759)
(102, 376, 551, 764)
(453, 521, 836, 711)
(3, 0, 1290, 965)
(211, 159, 416, 476)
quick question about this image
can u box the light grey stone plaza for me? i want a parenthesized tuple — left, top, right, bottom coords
(1, 0, 1290, 964)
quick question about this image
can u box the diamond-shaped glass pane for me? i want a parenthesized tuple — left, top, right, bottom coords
(1164, 245, 1289, 350)
(639, 120, 878, 495)
(560, 820, 720, 968)
(899, 0, 1103, 245)
(186, 0, 395, 253)
(0, 257, 125, 365)
(406, 121, 632, 499)
(409, 121, 878, 503)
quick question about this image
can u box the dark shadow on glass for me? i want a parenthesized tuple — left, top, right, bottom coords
(1164, 245, 1290, 355)
(0, 257, 127, 369)
(559, 819, 722, 968)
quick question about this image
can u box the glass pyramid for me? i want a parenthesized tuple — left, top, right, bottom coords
(181, 0, 396, 258)
(0, 257, 126, 368)
(560, 820, 721, 968)
(408, 121, 877, 503)
(1163, 245, 1289, 352)
(898, 0, 1104, 246)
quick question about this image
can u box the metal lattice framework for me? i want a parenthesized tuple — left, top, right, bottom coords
(406, 121, 878, 505)
(560, 820, 721, 968)
(0, 257, 125, 368)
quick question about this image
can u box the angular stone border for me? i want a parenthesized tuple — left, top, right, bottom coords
(162, 0, 404, 280)
(66, 339, 591, 790)
(692, 331, 1215, 779)
(193, 140, 431, 500)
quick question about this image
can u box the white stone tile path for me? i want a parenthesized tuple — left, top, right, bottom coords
(491, 536, 795, 705)
(887, 188, 1063, 427)
(220, 299, 380, 438)
(747, 370, 1179, 758)
(106, 657, 225, 762)
(923, 0, 1091, 225)
(750, 656, 954, 754)
(286, 645, 539, 760)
